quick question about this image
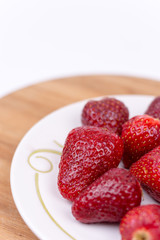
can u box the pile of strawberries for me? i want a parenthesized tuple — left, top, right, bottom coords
(58, 96, 160, 240)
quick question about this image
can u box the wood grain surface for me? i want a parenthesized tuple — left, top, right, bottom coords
(0, 75, 160, 240)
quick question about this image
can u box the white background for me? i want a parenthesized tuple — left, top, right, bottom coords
(1, 0, 160, 97)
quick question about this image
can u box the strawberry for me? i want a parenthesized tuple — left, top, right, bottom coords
(81, 97, 129, 135)
(130, 145, 160, 202)
(121, 114, 160, 168)
(120, 204, 160, 240)
(71, 168, 142, 223)
(145, 96, 160, 119)
(58, 126, 123, 201)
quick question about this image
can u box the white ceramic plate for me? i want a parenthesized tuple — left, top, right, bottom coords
(10, 95, 157, 240)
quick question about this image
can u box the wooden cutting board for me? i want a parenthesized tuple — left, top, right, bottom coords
(1, 75, 160, 240)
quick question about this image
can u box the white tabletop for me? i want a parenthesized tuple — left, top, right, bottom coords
(1, 0, 160, 98)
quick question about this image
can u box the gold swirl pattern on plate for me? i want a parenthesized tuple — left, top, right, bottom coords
(28, 142, 76, 240)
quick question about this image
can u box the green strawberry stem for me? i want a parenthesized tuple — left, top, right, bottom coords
(132, 229, 151, 240)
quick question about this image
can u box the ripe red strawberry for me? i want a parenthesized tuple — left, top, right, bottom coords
(81, 97, 129, 135)
(130, 145, 160, 202)
(145, 96, 160, 119)
(71, 168, 142, 223)
(58, 126, 123, 201)
(121, 114, 160, 168)
(120, 204, 160, 240)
